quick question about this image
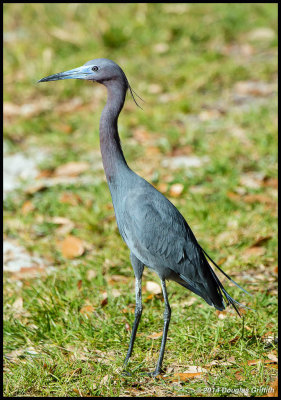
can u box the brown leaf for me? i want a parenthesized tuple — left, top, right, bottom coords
(243, 246, 266, 259)
(144, 293, 156, 302)
(215, 310, 227, 319)
(21, 200, 34, 215)
(229, 335, 240, 345)
(60, 192, 82, 205)
(125, 322, 131, 332)
(227, 191, 241, 201)
(147, 331, 163, 339)
(252, 235, 272, 247)
(169, 183, 184, 197)
(247, 359, 277, 366)
(170, 145, 193, 157)
(80, 305, 95, 315)
(101, 292, 108, 307)
(54, 123, 73, 134)
(54, 161, 90, 177)
(243, 194, 274, 205)
(235, 369, 244, 381)
(263, 177, 278, 188)
(51, 217, 75, 236)
(11, 266, 45, 281)
(156, 183, 168, 193)
(169, 372, 203, 382)
(25, 182, 47, 194)
(72, 388, 82, 396)
(58, 235, 85, 259)
(36, 169, 53, 179)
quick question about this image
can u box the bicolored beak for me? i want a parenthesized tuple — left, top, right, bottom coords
(38, 65, 94, 83)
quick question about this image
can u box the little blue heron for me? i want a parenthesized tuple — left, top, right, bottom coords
(38, 59, 250, 376)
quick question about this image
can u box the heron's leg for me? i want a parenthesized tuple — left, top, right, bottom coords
(152, 279, 171, 376)
(123, 253, 144, 370)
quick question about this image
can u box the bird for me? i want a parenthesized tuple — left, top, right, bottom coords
(38, 58, 251, 376)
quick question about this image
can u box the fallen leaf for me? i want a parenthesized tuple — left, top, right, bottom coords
(243, 246, 266, 259)
(80, 305, 95, 315)
(58, 235, 84, 259)
(169, 183, 184, 197)
(156, 183, 168, 193)
(215, 310, 227, 319)
(60, 192, 82, 205)
(36, 169, 53, 179)
(243, 194, 275, 205)
(25, 182, 47, 194)
(247, 359, 277, 366)
(252, 235, 272, 247)
(169, 372, 203, 382)
(229, 336, 240, 344)
(54, 161, 90, 177)
(101, 292, 108, 307)
(170, 145, 193, 157)
(54, 122, 73, 134)
(147, 332, 163, 339)
(235, 370, 244, 381)
(51, 217, 75, 236)
(21, 200, 34, 215)
(146, 281, 162, 294)
(263, 177, 278, 188)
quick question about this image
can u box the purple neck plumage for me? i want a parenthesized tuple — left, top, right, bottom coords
(99, 79, 129, 185)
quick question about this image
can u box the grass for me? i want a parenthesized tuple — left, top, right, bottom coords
(3, 3, 277, 397)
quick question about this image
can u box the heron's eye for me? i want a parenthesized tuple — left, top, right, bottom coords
(92, 66, 99, 72)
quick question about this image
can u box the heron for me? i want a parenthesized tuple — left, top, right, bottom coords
(38, 58, 250, 376)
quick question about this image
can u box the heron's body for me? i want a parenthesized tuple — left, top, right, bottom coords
(39, 58, 250, 376)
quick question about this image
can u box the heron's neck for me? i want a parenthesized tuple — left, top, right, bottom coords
(99, 80, 129, 185)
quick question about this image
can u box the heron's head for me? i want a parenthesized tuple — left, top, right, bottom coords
(38, 58, 128, 87)
(38, 58, 143, 108)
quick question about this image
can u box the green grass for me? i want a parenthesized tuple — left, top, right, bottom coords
(4, 3, 277, 397)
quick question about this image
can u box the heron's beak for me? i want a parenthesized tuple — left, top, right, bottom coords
(38, 65, 94, 83)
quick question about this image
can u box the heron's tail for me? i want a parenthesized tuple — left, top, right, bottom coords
(201, 247, 253, 317)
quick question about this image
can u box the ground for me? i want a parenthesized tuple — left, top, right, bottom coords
(3, 3, 277, 397)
